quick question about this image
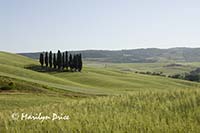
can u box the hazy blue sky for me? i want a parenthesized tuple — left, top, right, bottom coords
(1, 0, 200, 52)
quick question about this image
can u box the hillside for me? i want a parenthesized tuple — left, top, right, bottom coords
(0, 51, 199, 95)
(1, 51, 200, 132)
(19, 47, 200, 63)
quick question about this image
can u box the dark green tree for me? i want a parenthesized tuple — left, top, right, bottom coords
(45, 52, 48, 67)
(53, 53, 57, 69)
(72, 54, 77, 71)
(62, 52, 65, 69)
(74, 54, 79, 71)
(78, 54, 83, 72)
(72, 54, 76, 71)
(39, 53, 44, 67)
(65, 51, 68, 70)
(185, 73, 200, 81)
(57, 50, 62, 69)
(49, 51, 52, 68)
(69, 54, 73, 71)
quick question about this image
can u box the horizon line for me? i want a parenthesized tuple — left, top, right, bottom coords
(1, 46, 200, 54)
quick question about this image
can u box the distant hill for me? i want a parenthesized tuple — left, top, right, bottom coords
(19, 47, 200, 63)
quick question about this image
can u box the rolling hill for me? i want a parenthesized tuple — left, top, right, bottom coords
(1, 51, 200, 132)
(1, 51, 199, 95)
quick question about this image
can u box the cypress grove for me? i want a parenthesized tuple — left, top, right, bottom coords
(39, 50, 83, 72)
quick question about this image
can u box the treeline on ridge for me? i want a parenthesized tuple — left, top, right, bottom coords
(169, 68, 200, 82)
(136, 68, 200, 82)
(39, 50, 82, 72)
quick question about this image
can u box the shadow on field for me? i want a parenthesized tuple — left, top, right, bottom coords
(24, 65, 71, 73)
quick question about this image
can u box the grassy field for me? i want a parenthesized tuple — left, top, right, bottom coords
(85, 60, 200, 76)
(1, 51, 200, 132)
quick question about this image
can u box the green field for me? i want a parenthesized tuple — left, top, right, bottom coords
(1, 51, 200, 132)
(85, 60, 200, 76)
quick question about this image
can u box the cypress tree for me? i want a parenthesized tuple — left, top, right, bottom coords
(53, 53, 57, 69)
(57, 50, 62, 69)
(45, 52, 48, 67)
(78, 54, 83, 72)
(72, 54, 76, 71)
(69, 54, 73, 71)
(49, 51, 52, 68)
(62, 52, 65, 69)
(60, 53, 63, 69)
(74, 54, 79, 71)
(65, 51, 68, 70)
(39, 53, 44, 67)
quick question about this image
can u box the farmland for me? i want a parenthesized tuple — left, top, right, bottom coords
(0, 51, 200, 132)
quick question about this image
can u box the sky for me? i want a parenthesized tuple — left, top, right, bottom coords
(1, 0, 200, 52)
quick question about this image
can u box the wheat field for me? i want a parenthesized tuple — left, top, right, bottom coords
(1, 52, 200, 132)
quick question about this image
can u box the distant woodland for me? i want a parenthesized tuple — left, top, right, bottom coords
(20, 47, 200, 63)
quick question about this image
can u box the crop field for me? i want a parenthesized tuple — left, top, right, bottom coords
(1, 89, 200, 132)
(1, 52, 200, 132)
(84, 60, 200, 76)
